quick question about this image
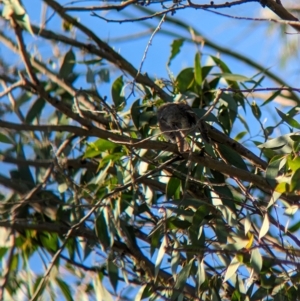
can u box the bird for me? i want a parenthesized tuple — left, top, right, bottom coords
(157, 102, 210, 152)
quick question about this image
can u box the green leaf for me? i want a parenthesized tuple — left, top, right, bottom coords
(250, 248, 262, 274)
(84, 139, 119, 158)
(39, 233, 58, 252)
(258, 133, 299, 153)
(166, 177, 181, 199)
(176, 68, 194, 93)
(276, 108, 300, 129)
(217, 144, 248, 171)
(194, 52, 202, 86)
(16, 143, 34, 188)
(287, 156, 300, 172)
(25, 98, 45, 123)
(135, 284, 152, 301)
(131, 99, 141, 130)
(220, 92, 238, 112)
(250, 287, 268, 300)
(197, 259, 206, 287)
(288, 220, 300, 233)
(267, 190, 281, 209)
(3, 1, 34, 35)
(214, 219, 228, 244)
(56, 278, 73, 301)
(94, 272, 114, 301)
(107, 257, 119, 292)
(192, 205, 210, 225)
(211, 288, 222, 301)
(0, 133, 13, 144)
(251, 101, 261, 120)
(59, 49, 76, 79)
(171, 240, 180, 275)
(168, 38, 184, 66)
(211, 56, 231, 73)
(171, 258, 194, 300)
(95, 211, 110, 250)
(261, 90, 281, 107)
(244, 211, 251, 235)
(201, 65, 214, 80)
(155, 236, 167, 280)
(259, 214, 269, 239)
(93, 161, 111, 185)
(77, 58, 103, 65)
(214, 73, 250, 82)
(223, 255, 241, 282)
(234, 131, 247, 141)
(290, 169, 300, 192)
(111, 75, 126, 108)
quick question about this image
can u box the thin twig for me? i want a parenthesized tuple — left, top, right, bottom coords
(203, 8, 300, 27)
(136, 13, 166, 78)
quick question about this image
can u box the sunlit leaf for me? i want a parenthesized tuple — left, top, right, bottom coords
(276, 108, 300, 129)
(250, 248, 262, 274)
(214, 73, 250, 82)
(223, 255, 241, 282)
(259, 215, 269, 240)
(176, 67, 194, 92)
(197, 259, 206, 287)
(155, 236, 167, 280)
(171, 258, 194, 300)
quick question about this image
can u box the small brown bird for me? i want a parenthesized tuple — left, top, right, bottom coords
(157, 102, 210, 152)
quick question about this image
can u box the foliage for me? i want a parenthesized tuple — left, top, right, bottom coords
(0, 0, 300, 301)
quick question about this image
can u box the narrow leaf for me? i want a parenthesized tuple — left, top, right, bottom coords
(26, 98, 45, 123)
(56, 278, 73, 301)
(276, 108, 300, 129)
(259, 215, 269, 239)
(250, 248, 262, 274)
(59, 49, 76, 79)
(107, 258, 119, 292)
(214, 73, 250, 82)
(194, 52, 202, 85)
(261, 90, 281, 107)
(217, 144, 248, 171)
(155, 236, 167, 280)
(172, 258, 194, 300)
(111, 75, 126, 108)
(197, 259, 206, 287)
(0, 133, 13, 144)
(223, 255, 241, 282)
(166, 177, 181, 199)
(244, 211, 251, 235)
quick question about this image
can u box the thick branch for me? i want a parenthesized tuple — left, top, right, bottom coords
(43, 0, 172, 102)
(261, 0, 300, 32)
